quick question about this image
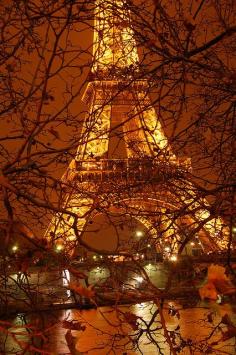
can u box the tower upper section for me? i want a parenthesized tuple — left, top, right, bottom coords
(92, 0, 139, 74)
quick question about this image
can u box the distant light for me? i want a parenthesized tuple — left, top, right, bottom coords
(93, 255, 97, 260)
(136, 231, 143, 237)
(141, 254, 145, 259)
(135, 276, 143, 283)
(147, 244, 151, 248)
(232, 227, 236, 233)
(55, 244, 64, 252)
(170, 255, 177, 262)
(198, 242, 201, 245)
(100, 255, 103, 259)
(12, 245, 18, 252)
(190, 242, 195, 246)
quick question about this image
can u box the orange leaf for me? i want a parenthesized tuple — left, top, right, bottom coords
(68, 267, 87, 279)
(222, 326, 236, 341)
(69, 283, 95, 299)
(199, 282, 218, 300)
(62, 320, 86, 331)
(123, 312, 139, 331)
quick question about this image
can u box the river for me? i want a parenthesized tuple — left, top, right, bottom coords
(2, 300, 236, 354)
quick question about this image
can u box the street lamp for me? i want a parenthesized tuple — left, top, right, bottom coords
(136, 230, 143, 237)
(12, 245, 18, 252)
(170, 255, 177, 262)
(135, 276, 143, 283)
(55, 244, 64, 252)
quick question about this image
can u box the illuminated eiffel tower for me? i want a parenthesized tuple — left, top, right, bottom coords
(47, 0, 227, 258)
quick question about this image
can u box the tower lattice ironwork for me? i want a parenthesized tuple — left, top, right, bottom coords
(46, 0, 228, 257)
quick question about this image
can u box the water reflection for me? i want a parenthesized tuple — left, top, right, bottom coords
(1, 301, 235, 354)
(55, 302, 236, 355)
(62, 269, 71, 298)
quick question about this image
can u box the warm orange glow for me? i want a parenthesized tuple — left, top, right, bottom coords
(92, 0, 139, 72)
(46, 0, 229, 256)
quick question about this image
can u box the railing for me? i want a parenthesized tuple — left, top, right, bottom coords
(69, 158, 191, 183)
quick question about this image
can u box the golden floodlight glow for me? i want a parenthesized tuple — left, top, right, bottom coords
(92, 0, 139, 72)
(55, 244, 64, 252)
(136, 230, 143, 237)
(135, 276, 143, 283)
(45, 0, 229, 256)
(12, 245, 18, 252)
(170, 255, 177, 262)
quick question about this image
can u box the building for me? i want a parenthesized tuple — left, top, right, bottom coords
(46, 0, 228, 259)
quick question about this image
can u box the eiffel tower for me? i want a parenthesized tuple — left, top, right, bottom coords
(46, 0, 228, 258)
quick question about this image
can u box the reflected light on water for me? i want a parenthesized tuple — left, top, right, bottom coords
(2, 301, 236, 355)
(62, 269, 71, 298)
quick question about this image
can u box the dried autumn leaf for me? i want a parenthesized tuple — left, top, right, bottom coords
(207, 313, 214, 323)
(221, 314, 233, 326)
(214, 279, 236, 295)
(69, 283, 95, 299)
(62, 320, 86, 331)
(123, 312, 139, 331)
(68, 267, 87, 279)
(222, 326, 236, 341)
(208, 265, 228, 281)
(199, 282, 218, 300)
(199, 264, 236, 300)
(65, 330, 83, 355)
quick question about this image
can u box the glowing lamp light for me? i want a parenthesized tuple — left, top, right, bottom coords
(55, 244, 64, 252)
(164, 247, 170, 252)
(12, 245, 18, 252)
(232, 227, 236, 233)
(170, 255, 177, 262)
(136, 231, 143, 237)
(135, 276, 143, 283)
(147, 244, 151, 248)
(93, 255, 97, 260)
(190, 242, 195, 246)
